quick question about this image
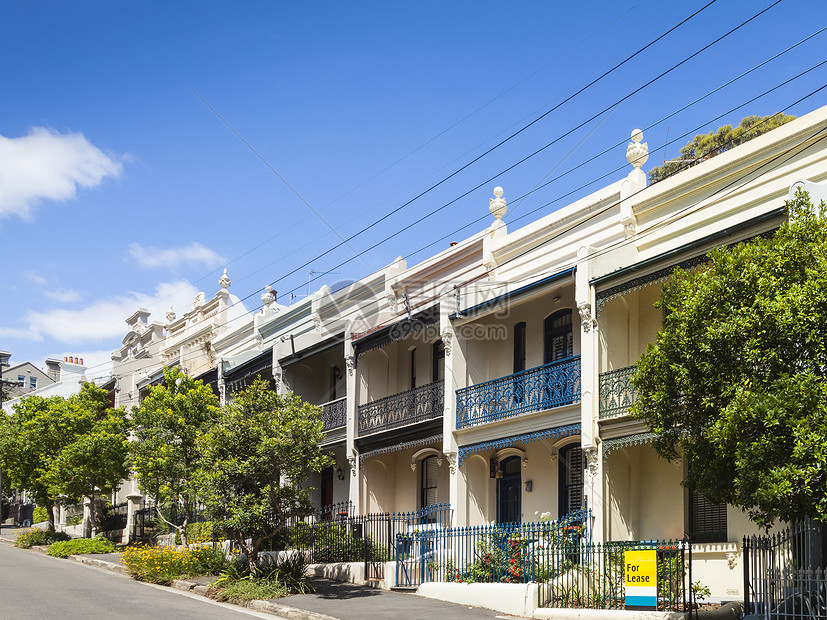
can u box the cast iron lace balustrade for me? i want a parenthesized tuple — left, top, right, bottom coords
(456, 355, 580, 429)
(598, 365, 637, 419)
(358, 381, 444, 436)
(321, 396, 347, 431)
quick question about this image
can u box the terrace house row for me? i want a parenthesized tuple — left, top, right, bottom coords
(107, 105, 827, 600)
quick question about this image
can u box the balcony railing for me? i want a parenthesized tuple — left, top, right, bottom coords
(358, 381, 444, 436)
(598, 365, 637, 419)
(321, 396, 347, 431)
(456, 355, 580, 429)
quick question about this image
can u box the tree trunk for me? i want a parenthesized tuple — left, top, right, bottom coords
(46, 501, 56, 533)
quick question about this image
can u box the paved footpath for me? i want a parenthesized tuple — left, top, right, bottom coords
(0, 527, 526, 620)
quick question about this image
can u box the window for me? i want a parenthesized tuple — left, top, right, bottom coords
(558, 444, 584, 517)
(16, 375, 24, 388)
(688, 489, 727, 543)
(420, 455, 438, 510)
(29, 377, 37, 390)
(544, 310, 573, 364)
(432, 341, 445, 382)
(513, 322, 526, 373)
(410, 348, 417, 389)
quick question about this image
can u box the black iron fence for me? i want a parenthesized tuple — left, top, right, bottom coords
(132, 500, 211, 542)
(358, 381, 444, 436)
(98, 501, 128, 532)
(538, 539, 690, 611)
(267, 502, 453, 580)
(395, 509, 589, 589)
(744, 520, 827, 619)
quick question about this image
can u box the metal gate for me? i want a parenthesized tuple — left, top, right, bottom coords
(393, 503, 452, 588)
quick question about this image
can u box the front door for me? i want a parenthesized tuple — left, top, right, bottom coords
(497, 456, 522, 524)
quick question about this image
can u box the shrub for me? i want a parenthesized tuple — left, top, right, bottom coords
(258, 552, 314, 594)
(265, 523, 388, 563)
(174, 520, 222, 545)
(122, 543, 227, 584)
(32, 506, 50, 524)
(47, 536, 116, 558)
(15, 529, 71, 549)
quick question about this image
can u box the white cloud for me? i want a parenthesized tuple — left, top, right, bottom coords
(0, 127, 123, 220)
(25, 271, 49, 286)
(43, 287, 81, 303)
(127, 242, 226, 270)
(0, 280, 200, 344)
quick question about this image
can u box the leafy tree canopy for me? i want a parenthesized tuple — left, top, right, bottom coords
(0, 394, 66, 530)
(196, 378, 332, 573)
(632, 191, 827, 527)
(43, 383, 130, 536)
(130, 365, 219, 545)
(648, 114, 796, 184)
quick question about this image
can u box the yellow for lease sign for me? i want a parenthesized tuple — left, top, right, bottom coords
(624, 549, 657, 609)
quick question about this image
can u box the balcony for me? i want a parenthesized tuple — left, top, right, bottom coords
(456, 356, 580, 429)
(598, 365, 637, 419)
(321, 396, 347, 432)
(358, 381, 444, 437)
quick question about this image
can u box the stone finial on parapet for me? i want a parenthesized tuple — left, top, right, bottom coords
(626, 129, 648, 170)
(489, 186, 508, 222)
(219, 268, 231, 289)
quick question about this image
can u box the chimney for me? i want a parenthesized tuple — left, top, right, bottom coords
(45, 359, 61, 382)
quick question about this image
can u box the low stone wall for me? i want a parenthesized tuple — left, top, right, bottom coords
(418, 582, 541, 618)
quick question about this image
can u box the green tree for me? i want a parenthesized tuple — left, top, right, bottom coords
(44, 384, 131, 537)
(648, 114, 796, 184)
(196, 378, 331, 574)
(632, 190, 827, 527)
(130, 366, 219, 546)
(0, 395, 67, 531)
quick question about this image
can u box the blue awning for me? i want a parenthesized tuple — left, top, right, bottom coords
(457, 423, 580, 467)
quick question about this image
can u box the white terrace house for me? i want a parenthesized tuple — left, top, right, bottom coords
(344, 104, 827, 601)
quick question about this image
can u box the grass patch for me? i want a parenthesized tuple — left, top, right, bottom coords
(47, 536, 116, 558)
(209, 577, 287, 603)
(15, 529, 71, 549)
(122, 543, 228, 585)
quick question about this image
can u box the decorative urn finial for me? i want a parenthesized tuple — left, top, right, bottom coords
(626, 129, 649, 170)
(165, 305, 176, 322)
(261, 285, 276, 308)
(219, 268, 231, 289)
(489, 186, 507, 221)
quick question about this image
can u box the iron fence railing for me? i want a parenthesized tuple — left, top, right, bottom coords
(744, 520, 827, 619)
(267, 502, 453, 581)
(538, 539, 690, 611)
(133, 500, 211, 541)
(598, 365, 637, 419)
(456, 356, 581, 429)
(98, 501, 128, 532)
(395, 509, 589, 589)
(358, 381, 443, 436)
(321, 397, 347, 431)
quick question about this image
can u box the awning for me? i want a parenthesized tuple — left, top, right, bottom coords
(279, 334, 344, 367)
(602, 431, 659, 460)
(592, 206, 784, 315)
(451, 267, 576, 321)
(359, 434, 442, 465)
(224, 348, 273, 393)
(457, 423, 580, 467)
(353, 306, 439, 358)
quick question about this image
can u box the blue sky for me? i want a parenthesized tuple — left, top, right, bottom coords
(1, 0, 825, 379)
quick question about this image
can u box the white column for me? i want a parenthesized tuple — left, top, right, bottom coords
(344, 323, 360, 515)
(576, 245, 603, 543)
(125, 492, 143, 543)
(440, 296, 463, 527)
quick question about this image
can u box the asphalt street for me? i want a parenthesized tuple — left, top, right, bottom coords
(0, 543, 273, 620)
